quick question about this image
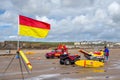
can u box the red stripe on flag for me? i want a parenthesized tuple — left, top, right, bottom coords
(19, 15, 50, 30)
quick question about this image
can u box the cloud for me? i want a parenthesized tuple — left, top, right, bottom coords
(108, 2, 120, 24)
(108, 1, 120, 16)
(0, 0, 13, 10)
(72, 15, 90, 25)
(0, 0, 120, 42)
(61, 0, 95, 8)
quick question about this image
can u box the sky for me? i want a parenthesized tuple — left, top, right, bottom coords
(0, 0, 120, 42)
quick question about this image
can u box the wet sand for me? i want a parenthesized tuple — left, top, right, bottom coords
(0, 49, 120, 80)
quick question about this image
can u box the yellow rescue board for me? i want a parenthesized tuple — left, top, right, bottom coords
(19, 50, 32, 70)
(75, 60, 104, 68)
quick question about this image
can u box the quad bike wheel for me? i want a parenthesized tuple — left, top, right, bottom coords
(64, 59, 70, 65)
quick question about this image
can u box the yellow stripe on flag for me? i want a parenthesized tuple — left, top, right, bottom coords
(19, 25, 50, 38)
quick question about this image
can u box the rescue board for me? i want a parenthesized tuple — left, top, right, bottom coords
(75, 60, 104, 68)
(19, 50, 32, 70)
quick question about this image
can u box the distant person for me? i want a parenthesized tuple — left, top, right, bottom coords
(104, 46, 109, 61)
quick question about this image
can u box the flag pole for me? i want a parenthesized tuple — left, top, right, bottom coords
(17, 35, 20, 50)
(18, 15, 25, 80)
(17, 15, 20, 50)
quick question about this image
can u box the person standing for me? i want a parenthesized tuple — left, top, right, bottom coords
(104, 46, 109, 61)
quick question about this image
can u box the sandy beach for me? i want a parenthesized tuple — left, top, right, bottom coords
(0, 49, 120, 80)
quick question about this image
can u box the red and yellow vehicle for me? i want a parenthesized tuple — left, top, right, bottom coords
(45, 49, 64, 59)
(45, 44, 68, 59)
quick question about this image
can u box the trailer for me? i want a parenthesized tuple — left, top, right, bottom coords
(79, 49, 104, 62)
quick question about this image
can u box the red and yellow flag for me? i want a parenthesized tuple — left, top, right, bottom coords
(19, 15, 50, 38)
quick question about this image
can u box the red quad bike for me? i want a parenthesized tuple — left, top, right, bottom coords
(45, 49, 63, 59)
(59, 54, 80, 65)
